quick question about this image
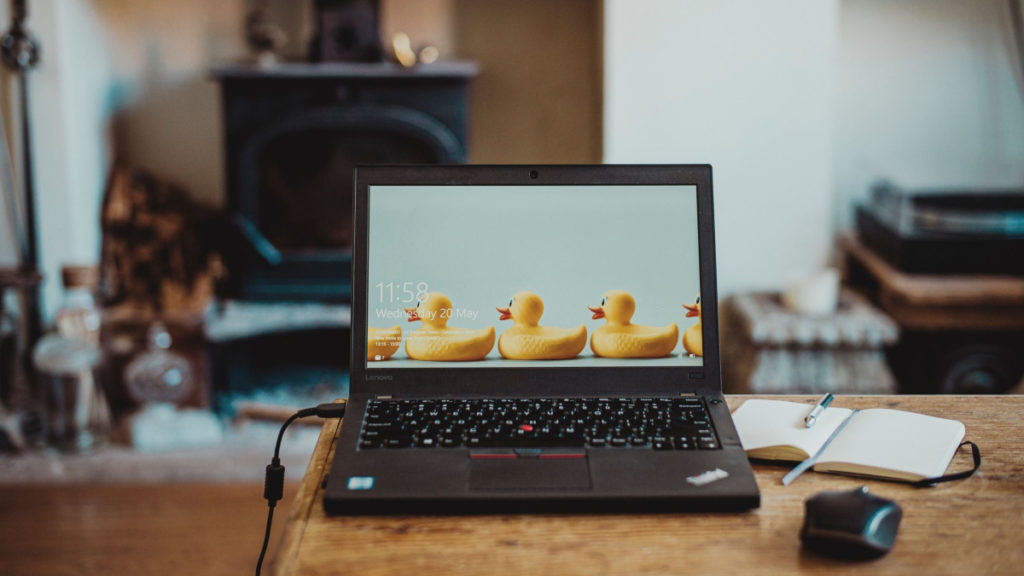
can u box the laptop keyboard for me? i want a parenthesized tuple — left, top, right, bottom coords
(359, 397, 719, 450)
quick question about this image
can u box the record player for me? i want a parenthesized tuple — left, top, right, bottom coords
(856, 181, 1024, 275)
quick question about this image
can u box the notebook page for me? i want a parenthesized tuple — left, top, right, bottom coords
(816, 409, 965, 480)
(732, 399, 853, 458)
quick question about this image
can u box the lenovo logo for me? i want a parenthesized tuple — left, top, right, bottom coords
(367, 374, 393, 381)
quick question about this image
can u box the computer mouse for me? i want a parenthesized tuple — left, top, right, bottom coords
(800, 486, 902, 560)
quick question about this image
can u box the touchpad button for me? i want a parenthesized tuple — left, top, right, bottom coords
(469, 458, 592, 491)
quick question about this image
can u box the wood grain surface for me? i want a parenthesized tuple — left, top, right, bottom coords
(272, 395, 1024, 576)
(0, 482, 296, 576)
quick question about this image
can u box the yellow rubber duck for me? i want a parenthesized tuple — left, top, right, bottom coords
(496, 291, 587, 360)
(588, 290, 679, 358)
(404, 292, 495, 361)
(367, 326, 402, 361)
(682, 295, 703, 357)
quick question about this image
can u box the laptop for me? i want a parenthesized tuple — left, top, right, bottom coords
(323, 165, 760, 514)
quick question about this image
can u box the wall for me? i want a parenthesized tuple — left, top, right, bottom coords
(833, 0, 1024, 229)
(453, 0, 602, 163)
(93, 0, 246, 208)
(603, 0, 839, 296)
(604, 0, 1024, 296)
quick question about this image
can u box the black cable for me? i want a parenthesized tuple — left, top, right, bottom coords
(255, 402, 346, 576)
(254, 506, 275, 575)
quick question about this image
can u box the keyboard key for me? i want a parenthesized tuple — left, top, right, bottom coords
(673, 437, 695, 450)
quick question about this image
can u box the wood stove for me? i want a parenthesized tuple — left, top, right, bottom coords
(212, 61, 478, 302)
(205, 61, 476, 413)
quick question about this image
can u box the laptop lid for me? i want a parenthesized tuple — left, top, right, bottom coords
(351, 165, 721, 399)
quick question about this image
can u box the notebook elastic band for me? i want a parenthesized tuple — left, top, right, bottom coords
(911, 441, 981, 488)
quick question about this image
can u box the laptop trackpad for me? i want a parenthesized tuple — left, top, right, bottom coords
(469, 458, 592, 491)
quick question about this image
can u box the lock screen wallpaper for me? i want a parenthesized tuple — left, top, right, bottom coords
(365, 185, 704, 368)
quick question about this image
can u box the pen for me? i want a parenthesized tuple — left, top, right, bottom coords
(804, 393, 834, 428)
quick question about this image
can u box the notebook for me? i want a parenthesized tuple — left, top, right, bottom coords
(732, 399, 966, 482)
(321, 165, 762, 514)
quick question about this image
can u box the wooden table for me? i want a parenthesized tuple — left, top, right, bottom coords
(272, 395, 1024, 575)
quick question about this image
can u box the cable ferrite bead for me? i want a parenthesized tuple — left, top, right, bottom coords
(264, 459, 285, 506)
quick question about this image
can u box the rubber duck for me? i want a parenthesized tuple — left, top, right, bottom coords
(404, 292, 495, 361)
(588, 290, 679, 358)
(682, 295, 703, 357)
(496, 291, 587, 360)
(367, 325, 402, 361)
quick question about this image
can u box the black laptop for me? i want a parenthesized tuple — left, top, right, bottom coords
(323, 165, 760, 514)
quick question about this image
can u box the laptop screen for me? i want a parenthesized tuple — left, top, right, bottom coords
(365, 184, 703, 369)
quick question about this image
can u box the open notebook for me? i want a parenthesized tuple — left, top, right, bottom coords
(732, 399, 965, 482)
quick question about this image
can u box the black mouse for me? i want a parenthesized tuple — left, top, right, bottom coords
(800, 486, 902, 560)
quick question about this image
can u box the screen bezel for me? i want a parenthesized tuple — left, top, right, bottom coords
(351, 165, 721, 398)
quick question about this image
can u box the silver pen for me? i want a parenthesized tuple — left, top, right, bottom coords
(803, 393, 835, 428)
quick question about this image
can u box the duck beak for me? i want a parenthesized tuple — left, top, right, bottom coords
(588, 305, 605, 320)
(496, 306, 511, 321)
(682, 303, 699, 318)
(405, 307, 421, 322)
